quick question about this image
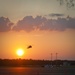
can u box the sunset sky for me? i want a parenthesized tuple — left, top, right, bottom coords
(0, 0, 75, 60)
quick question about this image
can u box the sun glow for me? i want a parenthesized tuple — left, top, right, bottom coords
(16, 49, 24, 56)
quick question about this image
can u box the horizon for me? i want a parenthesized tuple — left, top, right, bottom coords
(0, 58, 75, 61)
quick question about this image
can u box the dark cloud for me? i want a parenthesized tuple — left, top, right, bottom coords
(0, 16, 75, 32)
(13, 16, 46, 32)
(0, 17, 14, 32)
(13, 16, 75, 32)
(13, 16, 34, 32)
(48, 13, 64, 17)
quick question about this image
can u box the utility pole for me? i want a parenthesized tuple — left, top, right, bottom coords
(51, 53, 53, 66)
(56, 53, 58, 60)
(51, 53, 53, 61)
(56, 53, 58, 67)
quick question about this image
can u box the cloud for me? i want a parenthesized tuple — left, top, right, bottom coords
(0, 16, 75, 32)
(13, 16, 75, 32)
(0, 17, 14, 32)
(13, 16, 46, 32)
(13, 16, 34, 32)
(48, 13, 64, 17)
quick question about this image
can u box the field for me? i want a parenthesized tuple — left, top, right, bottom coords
(0, 66, 75, 75)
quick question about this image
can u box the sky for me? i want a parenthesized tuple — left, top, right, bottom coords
(0, 0, 75, 60)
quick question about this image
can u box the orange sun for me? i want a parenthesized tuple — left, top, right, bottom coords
(16, 49, 24, 56)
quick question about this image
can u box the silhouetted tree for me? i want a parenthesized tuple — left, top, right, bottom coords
(57, 0, 75, 8)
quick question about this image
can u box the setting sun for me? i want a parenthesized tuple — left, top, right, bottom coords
(16, 49, 24, 56)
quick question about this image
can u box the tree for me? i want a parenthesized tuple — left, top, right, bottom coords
(57, 0, 75, 8)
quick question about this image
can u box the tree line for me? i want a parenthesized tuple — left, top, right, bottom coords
(0, 59, 75, 67)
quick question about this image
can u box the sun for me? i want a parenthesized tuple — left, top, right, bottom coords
(16, 49, 24, 56)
